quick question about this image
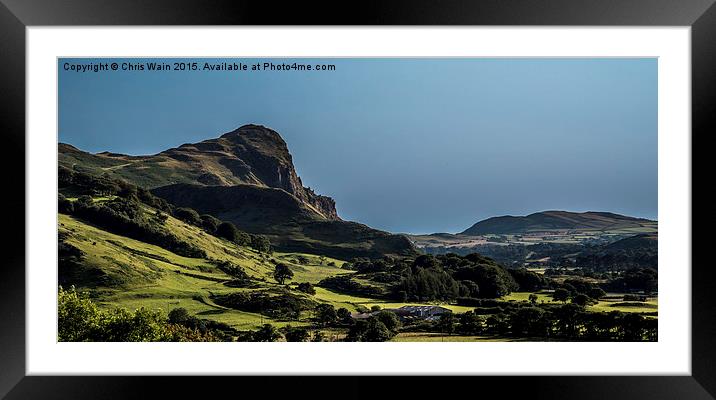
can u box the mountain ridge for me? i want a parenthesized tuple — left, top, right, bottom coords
(460, 210, 657, 236)
(59, 124, 338, 220)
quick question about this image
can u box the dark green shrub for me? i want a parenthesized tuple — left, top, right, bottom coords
(200, 214, 222, 233)
(296, 282, 316, 295)
(58, 194, 74, 214)
(216, 222, 251, 246)
(173, 207, 203, 226)
(283, 325, 310, 342)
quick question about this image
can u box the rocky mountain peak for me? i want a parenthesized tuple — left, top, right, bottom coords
(220, 124, 289, 155)
(59, 124, 340, 221)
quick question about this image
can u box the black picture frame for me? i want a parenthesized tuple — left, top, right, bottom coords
(1, 0, 713, 398)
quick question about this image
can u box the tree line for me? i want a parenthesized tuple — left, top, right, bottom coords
(336, 253, 657, 304)
(414, 303, 656, 341)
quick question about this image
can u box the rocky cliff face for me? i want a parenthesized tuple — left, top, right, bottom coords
(161, 124, 340, 220)
(61, 124, 340, 221)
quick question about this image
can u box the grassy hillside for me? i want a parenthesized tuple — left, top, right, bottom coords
(59, 209, 352, 330)
(59, 208, 476, 333)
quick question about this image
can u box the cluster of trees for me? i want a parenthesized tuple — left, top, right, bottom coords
(425, 236, 658, 273)
(602, 268, 658, 294)
(232, 304, 357, 342)
(449, 263, 519, 299)
(293, 255, 311, 265)
(338, 254, 529, 302)
(313, 304, 353, 327)
(231, 301, 655, 342)
(394, 267, 460, 302)
(576, 248, 657, 271)
(344, 258, 394, 274)
(167, 307, 238, 339)
(59, 166, 173, 212)
(212, 290, 315, 320)
(346, 311, 401, 341)
(550, 277, 607, 305)
(208, 216, 271, 254)
(543, 268, 657, 296)
(424, 242, 584, 267)
(302, 301, 401, 342)
(174, 207, 271, 254)
(425, 243, 529, 266)
(58, 287, 225, 342)
(317, 275, 385, 298)
(507, 268, 547, 292)
(235, 324, 328, 342)
(212, 260, 250, 279)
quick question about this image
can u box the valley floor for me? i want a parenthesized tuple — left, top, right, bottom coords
(59, 211, 657, 341)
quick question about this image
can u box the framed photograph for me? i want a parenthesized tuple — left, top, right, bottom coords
(2, 0, 713, 398)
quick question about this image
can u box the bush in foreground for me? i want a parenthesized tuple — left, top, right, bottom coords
(58, 286, 219, 342)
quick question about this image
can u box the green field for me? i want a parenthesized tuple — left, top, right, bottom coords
(502, 291, 658, 315)
(589, 298, 658, 314)
(501, 292, 557, 304)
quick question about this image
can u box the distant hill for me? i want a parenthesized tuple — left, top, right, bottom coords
(460, 211, 656, 236)
(59, 124, 417, 259)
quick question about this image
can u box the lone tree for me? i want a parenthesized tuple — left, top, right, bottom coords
(273, 263, 294, 285)
(529, 293, 539, 304)
(437, 312, 456, 336)
(315, 304, 338, 327)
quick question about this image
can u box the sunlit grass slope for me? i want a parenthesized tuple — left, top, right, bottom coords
(59, 210, 351, 330)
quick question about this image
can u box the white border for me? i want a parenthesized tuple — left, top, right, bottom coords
(27, 27, 690, 375)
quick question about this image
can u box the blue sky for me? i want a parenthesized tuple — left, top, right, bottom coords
(59, 58, 657, 234)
